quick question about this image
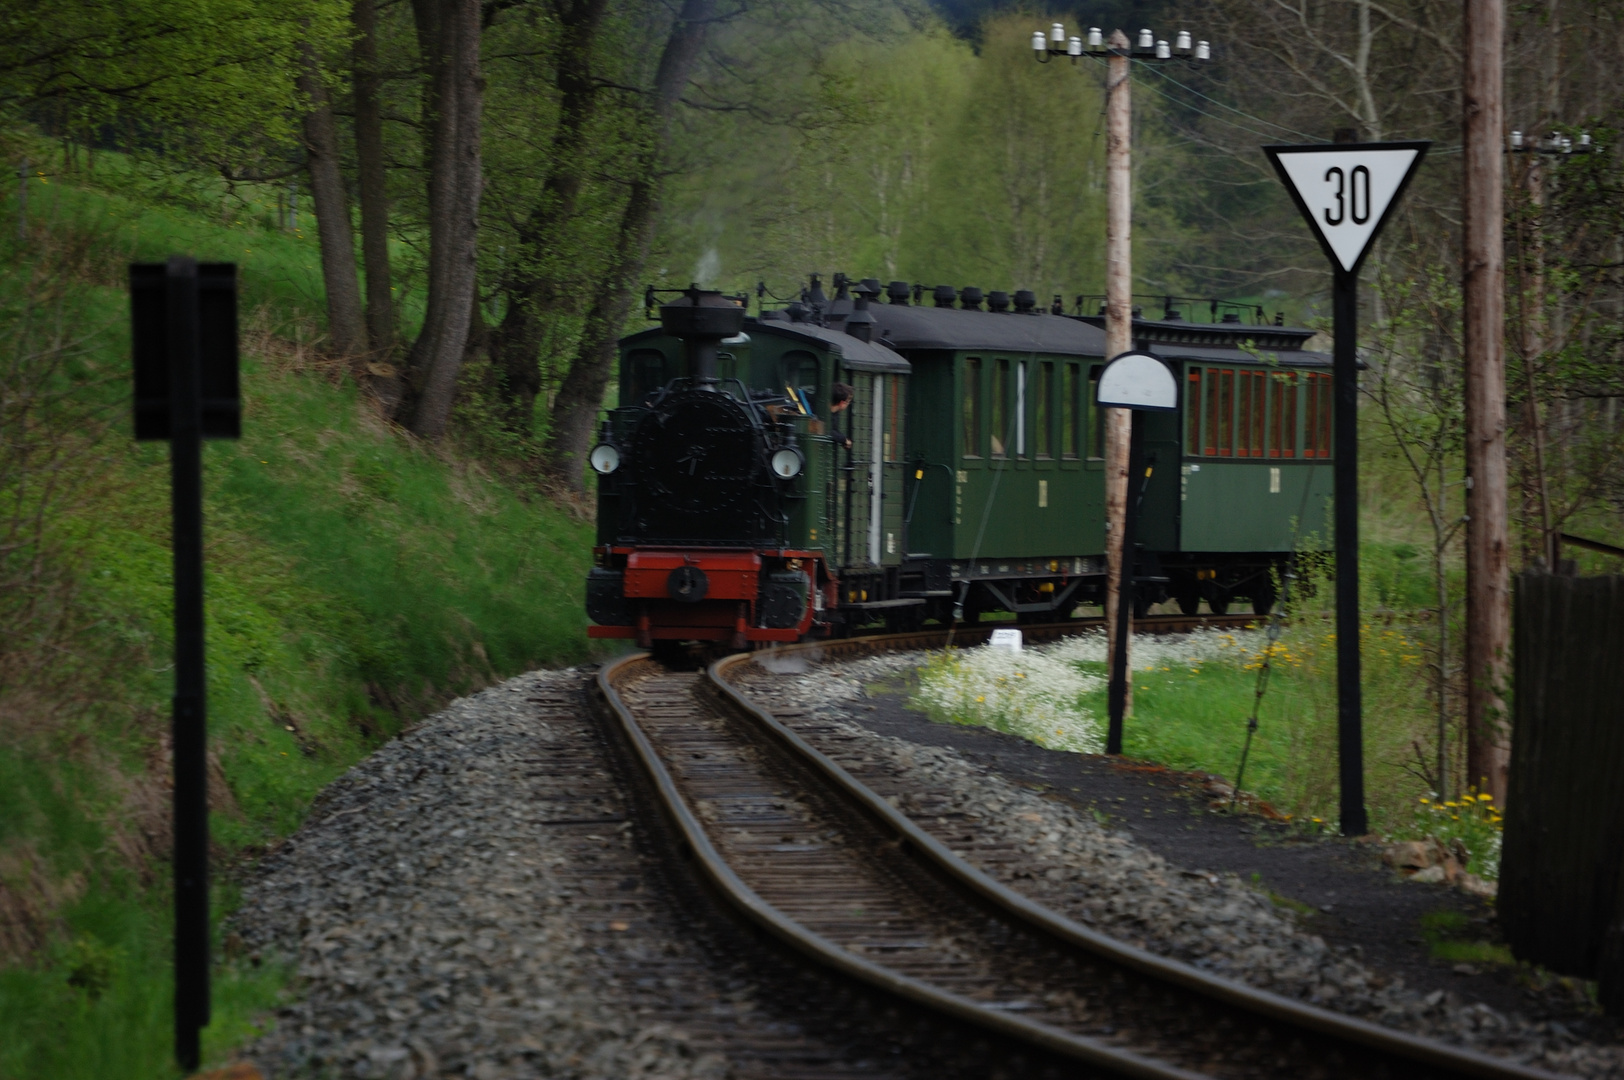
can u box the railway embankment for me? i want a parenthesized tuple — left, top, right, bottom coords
(0, 184, 597, 1077)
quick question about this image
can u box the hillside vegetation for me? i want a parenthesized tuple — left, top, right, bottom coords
(0, 177, 595, 1077)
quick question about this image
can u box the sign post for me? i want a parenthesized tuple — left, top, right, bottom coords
(131, 257, 239, 1071)
(1095, 351, 1179, 754)
(1264, 141, 1428, 835)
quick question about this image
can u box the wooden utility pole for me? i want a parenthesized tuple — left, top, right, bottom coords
(1104, 28, 1134, 736)
(1463, 0, 1510, 803)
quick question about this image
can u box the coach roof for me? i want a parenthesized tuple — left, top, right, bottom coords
(868, 305, 1108, 356)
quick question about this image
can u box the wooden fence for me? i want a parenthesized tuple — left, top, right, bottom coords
(1500, 572, 1624, 1013)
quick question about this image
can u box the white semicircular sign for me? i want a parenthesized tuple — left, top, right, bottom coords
(1097, 351, 1177, 411)
(1267, 143, 1429, 274)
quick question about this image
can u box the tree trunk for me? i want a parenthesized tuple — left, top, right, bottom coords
(352, 0, 394, 354)
(298, 47, 367, 359)
(547, 0, 716, 487)
(488, 0, 610, 435)
(403, 0, 484, 439)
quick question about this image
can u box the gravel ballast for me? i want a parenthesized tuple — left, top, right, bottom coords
(733, 648, 1623, 1079)
(233, 648, 1622, 1078)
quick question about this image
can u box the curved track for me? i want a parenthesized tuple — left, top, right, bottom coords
(597, 621, 1559, 1079)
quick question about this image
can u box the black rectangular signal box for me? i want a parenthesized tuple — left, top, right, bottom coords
(131, 262, 241, 440)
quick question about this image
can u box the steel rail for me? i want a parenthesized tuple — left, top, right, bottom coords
(600, 652, 1204, 1078)
(596, 622, 1559, 1079)
(711, 635, 1559, 1079)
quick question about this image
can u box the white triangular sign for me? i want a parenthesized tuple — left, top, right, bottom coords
(1266, 143, 1429, 273)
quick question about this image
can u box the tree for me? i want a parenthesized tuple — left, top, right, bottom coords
(546, 0, 720, 486)
(298, 45, 368, 359)
(487, 0, 614, 433)
(351, 0, 396, 353)
(398, 0, 486, 439)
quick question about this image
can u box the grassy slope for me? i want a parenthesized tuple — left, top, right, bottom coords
(0, 173, 594, 1077)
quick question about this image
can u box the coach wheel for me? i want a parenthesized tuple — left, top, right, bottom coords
(1251, 580, 1277, 617)
(1173, 582, 1201, 616)
(1206, 590, 1230, 616)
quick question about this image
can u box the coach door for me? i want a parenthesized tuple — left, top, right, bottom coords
(833, 370, 909, 570)
(837, 372, 879, 567)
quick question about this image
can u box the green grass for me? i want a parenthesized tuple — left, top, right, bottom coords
(1069, 608, 1439, 831)
(1420, 910, 1514, 967)
(0, 164, 595, 1077)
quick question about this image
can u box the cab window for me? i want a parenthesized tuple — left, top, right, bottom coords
(779, 350, 820, 415)
(626, 348, 668, 404)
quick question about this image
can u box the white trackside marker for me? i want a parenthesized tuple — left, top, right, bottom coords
(1267, 143, 1428, 274)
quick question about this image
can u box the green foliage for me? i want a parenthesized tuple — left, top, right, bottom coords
(0, 886, 288, 1080)
(0, 0, 351, 165)
(0, 177, 595, 1076)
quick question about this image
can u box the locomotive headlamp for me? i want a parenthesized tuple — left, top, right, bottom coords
(589, 443, 621, 475)
(770, 447, 804, 480)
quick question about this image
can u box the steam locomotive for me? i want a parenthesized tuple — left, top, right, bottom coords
(585, 277, 1333, 651)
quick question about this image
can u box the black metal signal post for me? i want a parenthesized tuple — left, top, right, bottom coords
(1264, 139, 1428, 836)
(1330, 266, 1366, 836)
(131, 256, 239, 1071)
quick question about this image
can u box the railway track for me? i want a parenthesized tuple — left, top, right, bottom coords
(597, 621, 1560, 1079)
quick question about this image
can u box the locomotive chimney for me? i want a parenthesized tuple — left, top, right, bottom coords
(659, 284, 745, 390)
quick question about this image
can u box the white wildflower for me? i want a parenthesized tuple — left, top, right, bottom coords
(914, 639, 1105, 753)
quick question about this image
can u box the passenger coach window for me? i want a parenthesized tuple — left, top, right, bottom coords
(1062, 363, 1079, 458)
(1186, 369, 1201, 454)
(1015, 361, 1028, 457)
(627, 349, 667, 404)
(991, 359, 1010, 457)
(1087, 365, 1104, 459)
(1035, 362, 1053, 458)
(962, 357, 982, 457)
(780, 350, 820, 414)
(1236, 370, 1266, 457)
(1269, 372, 1298, 457)
(1304, 371, 1332, 457)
